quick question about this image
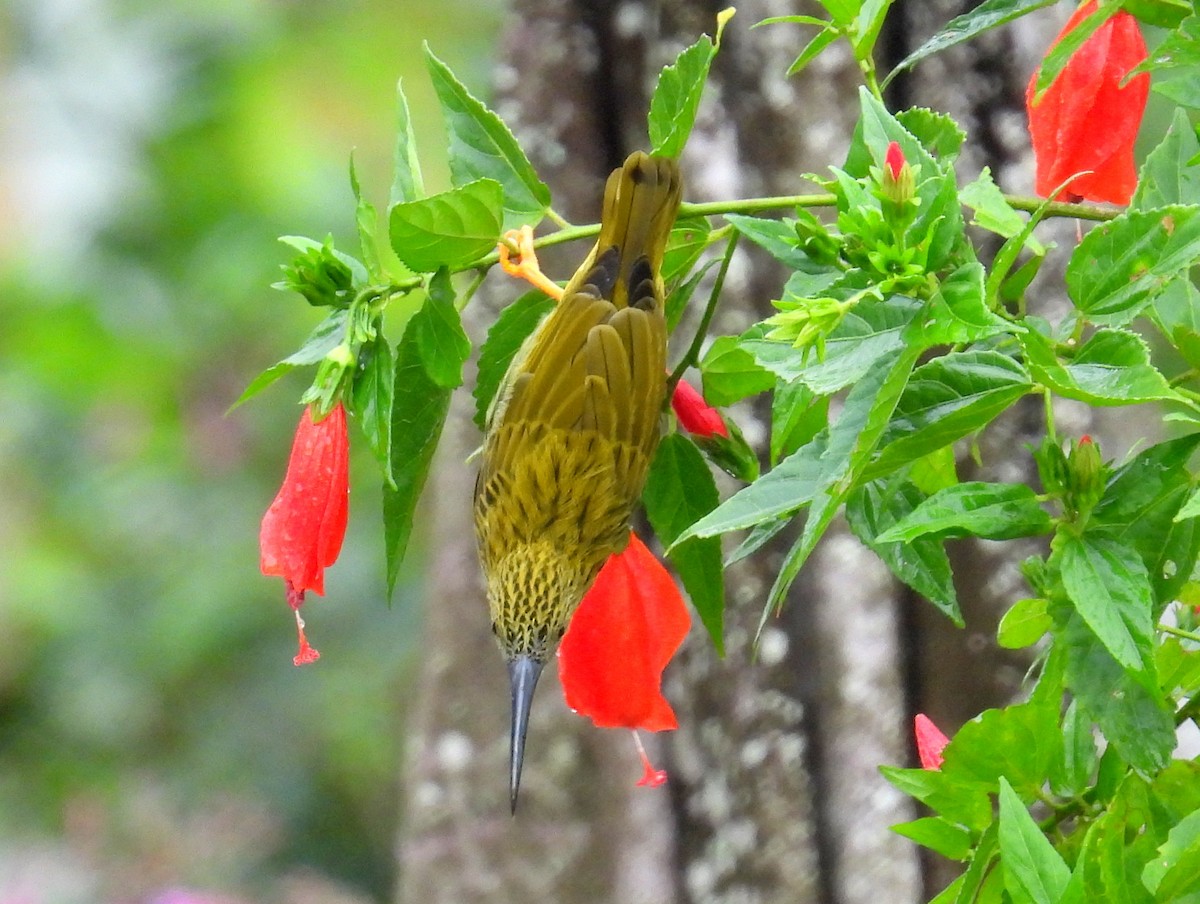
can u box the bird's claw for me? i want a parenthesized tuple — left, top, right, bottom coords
(498, 226, 564, 301)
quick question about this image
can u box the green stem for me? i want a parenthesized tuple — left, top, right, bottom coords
(668, 230, 739, 393)
(1159, 623, 1200, 644)
(1171, 369, 1200, 388)
(1042, 387, 1058, 446)
(680, 194, 837, 218)
(545, 207, 573, 229)
(455, 269, 488, 313)
(1006, 195, 1117, 222)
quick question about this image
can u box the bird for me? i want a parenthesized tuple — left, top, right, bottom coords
(474, 151, 683, 812)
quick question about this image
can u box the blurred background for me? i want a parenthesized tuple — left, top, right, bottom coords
(0, 0, 500, 900)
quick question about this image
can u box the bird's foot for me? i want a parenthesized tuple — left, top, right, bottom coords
(498, 226, 564, 301)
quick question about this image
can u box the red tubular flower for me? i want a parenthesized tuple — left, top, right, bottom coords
(260, 402, 349, 665)
(671, 379, 728, 439)
(914, 713, 950, 771)
(558, 532, 691, 733)
(1025, 2, 1149, 204)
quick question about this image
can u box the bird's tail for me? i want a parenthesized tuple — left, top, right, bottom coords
(564, 152, 683, 311)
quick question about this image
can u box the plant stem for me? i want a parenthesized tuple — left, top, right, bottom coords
(1159, 623, 1200, 644)
(668, 231, 739, 393)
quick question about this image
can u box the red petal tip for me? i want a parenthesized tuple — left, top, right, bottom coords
(914, 713, 949, 771)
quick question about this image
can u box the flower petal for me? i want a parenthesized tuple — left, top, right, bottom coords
(558, 533, 691, 731)
(914, 713, 950, 771)
(671, 380, 728, 439)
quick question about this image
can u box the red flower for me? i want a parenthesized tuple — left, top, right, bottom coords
(558, 532, 691, 732)
(914, 713, 950, 771)
(1025, 2, 1149, 204)
(671, 380, 728, 439)
(260, 402, 349, 665)
(884, 141, 905, 183)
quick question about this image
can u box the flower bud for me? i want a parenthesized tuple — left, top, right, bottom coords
(1067, 434, 1105, 515)
(277, 241, 354, 308)
(879, 140, 916, 209)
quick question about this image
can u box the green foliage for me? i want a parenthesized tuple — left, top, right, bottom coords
(250, 4, 1200, 902)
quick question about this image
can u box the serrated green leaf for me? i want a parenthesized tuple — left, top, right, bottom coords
(412, 269, 470, 389)
(961, 167, 1044, 252)
(1058, 534, 1155, 677)
(232, 308, 349, 408)
(998, 777, 1071, 904)
(1031, 2, 1115, 101)
(473, 291, 555, 431)
(847, 478, 961, 623)
(1067, 205, 1200, 325)
(870, 350, 1032, 476)
(701, 333, 776, 405)
(1023, 327, 1180, 406)
(880, 765, 995, 830)
(389, 178, 503, 272)
(771, 379, 829, 465)
(892, 816, 973, 861)
(644, 434, 725, 653)
(1150, 278, 1200, 370)
(723, 214, 824, 271)
(1058, 607, 1175, 773)
(648, 11, 731, 158)
(675, 434, 827, 542)
(390, 78, 425, 207)
(766, 345, 921, 613)
(1176, 486, 1200, 522)
(896, 107, 966, 162)
(1143, 807, 1200, 900)
(1133, 108, 1200, 211)
(350, 328, 395, 485)
(945, 700, 1059, 798)
(424, 45, 549, 228)
(876, 481, 1052, 542)
(1050, 699, 1097, 799)
(998, 597, 1051, 649)
(383, 310, 454, 597)
(917, 262, 1015, 345)
(882, 0, 1056, 89)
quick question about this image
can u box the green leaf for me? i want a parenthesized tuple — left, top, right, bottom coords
(875, 481, 1052, 542)
(1067, 205, 1200, 326)
(389, 178, 503, 273)
(786, 26, 840, 76)
(1031, 2, 1115, 100)
(1058, 607, 1175, 773)
(771, 379, 829, 466)
(644, 434, 725, 653)
(847, 478, 961, 624)
(473, 291, 555, 431)
(1091, 434, 1200, 609)
(675, 434, 827, 541)
(233, 309, 349, 408)
(998, 597, 1051, 649)
(1023, 327, 1180, 406)
(1143, 807, 1200, 900)
(723, 213, 829, 272)
(412, 269, 471, 389)
(348, 155, 382, 281)
(1133, 107, 1200, 211)
(350, 328, 395, 486)
(1050, 699, 1098, 799)
(1150, 277, 1200, 370)
(880, 765, 995, 831)
(767, 345, 921, 612)
(960, 167, 1044, 252)
(389, 78, 425, 206)
(882, 0, 1056, 89)
(1176, 485, 1200, 522)
(918, 263, 1015, 346)
(896, 107, 966, 162)
(892, 816, 973, 861)
(424, 45, 549, 228)
(701, 333, 776, 406)
(945, 699, 1059, 798)
(998, 777, 1071, 904)
(870, 350, 1032, 475)
(383, 310, 455, 598)
(648, 9, 732, 157)
(1058, 534, 1155, 677)
(1122, 0, 1190, 28)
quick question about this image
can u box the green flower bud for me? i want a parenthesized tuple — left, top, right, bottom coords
(277, 240, 355, 309)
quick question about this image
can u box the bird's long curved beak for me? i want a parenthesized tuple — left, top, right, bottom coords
(508, 654, 544, 814)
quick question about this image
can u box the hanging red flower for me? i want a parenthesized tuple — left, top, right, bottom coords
(558, 532, 691, 732)
(914, 713, 950, 771)
(260, 402, 349, 665)
(1025, 1, 1149, 205)
(671, 379, 728, 439)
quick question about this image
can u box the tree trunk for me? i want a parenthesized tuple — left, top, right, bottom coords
(396, 2, 1041, 901)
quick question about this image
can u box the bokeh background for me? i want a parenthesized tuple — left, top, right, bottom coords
(0, 0, 500, 900)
